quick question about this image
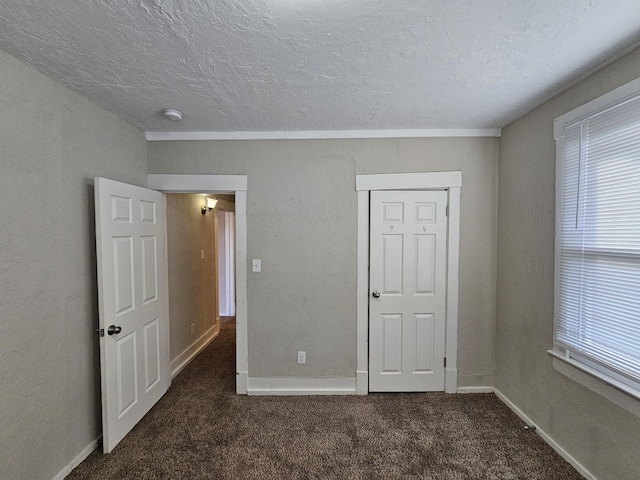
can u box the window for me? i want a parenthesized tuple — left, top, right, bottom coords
(553, 78, 640, 401)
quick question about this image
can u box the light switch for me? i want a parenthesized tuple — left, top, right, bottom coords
(252, 259, 261, 272)
(201, 249, 205, 259)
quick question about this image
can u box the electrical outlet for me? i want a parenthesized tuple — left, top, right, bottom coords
(297, 351, 306, 365)
(191, 323, 195, 335)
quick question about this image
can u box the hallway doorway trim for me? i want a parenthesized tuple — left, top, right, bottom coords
(147, 174, 249, 394)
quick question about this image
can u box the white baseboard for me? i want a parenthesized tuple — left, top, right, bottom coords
(494, 389, 597, 480)
(457, 386, 495, 394)
(247, 377, 357, 396)
(170, 326, 219, 379)
(50, 437, 100, 480)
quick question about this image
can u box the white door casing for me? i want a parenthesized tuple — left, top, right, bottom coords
(356, 172, 461, 394)
(369, 190, 448, 391)
(95, 177, 170, 453)
(146, 174, 248, 394)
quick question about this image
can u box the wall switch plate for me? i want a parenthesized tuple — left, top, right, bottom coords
(201, 249, 205, 259)
(252, 259, 261, 272)
(297, 351, 306, 364)
(191, 323, 195, 335)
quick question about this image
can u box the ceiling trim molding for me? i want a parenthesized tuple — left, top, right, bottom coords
(145, 128, 501, 142)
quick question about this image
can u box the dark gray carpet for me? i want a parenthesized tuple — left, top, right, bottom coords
(69, 319, 582, 479)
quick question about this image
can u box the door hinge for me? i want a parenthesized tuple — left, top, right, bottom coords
(446, 205, 449, 217)
(444, 358, 447, 368)
(97, 328, 104, 337)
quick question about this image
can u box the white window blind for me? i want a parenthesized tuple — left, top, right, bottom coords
(556, 93, 640, 392)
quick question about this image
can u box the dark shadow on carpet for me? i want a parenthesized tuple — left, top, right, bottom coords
(68, 319, 582, 479)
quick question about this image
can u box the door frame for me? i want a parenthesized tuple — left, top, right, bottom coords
(147, 174, 249, 394)
(355, 172, 462, 394)
(217, 210, 236, 317)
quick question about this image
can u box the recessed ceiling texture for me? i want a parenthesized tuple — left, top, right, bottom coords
(1, 0, 640, 133)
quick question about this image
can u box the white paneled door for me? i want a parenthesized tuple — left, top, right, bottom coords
(369, 190, 447, 392)
(95, 178, 170, 453)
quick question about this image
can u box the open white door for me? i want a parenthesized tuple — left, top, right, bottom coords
(95, 177, 170, 453)
(369, 190, 447, 392)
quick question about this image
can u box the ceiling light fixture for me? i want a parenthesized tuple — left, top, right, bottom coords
(162, 108, 183, 121)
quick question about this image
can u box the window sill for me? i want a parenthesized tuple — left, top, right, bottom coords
(548, 350, 640, 417)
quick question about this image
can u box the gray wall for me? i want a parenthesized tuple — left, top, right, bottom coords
(0, 49, 148, 479)
(166, 194, 218, 361)
(148, 138, 498, 385)
(497, 48, 640, 479)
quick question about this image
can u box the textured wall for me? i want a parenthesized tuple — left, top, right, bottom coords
(0, 49, 148, 479)
(148, 137, 498, 385)
(497, 48, 640, 479)
(166, 194, 218, 360)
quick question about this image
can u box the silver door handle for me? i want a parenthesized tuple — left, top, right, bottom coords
(107, 325, 122, 335)
(372, 291, 380, 298)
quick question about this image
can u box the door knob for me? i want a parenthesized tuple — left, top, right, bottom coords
(372, 291, 381, 298)
(107, 325, 122, 335)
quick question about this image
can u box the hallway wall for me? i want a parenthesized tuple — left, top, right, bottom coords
(166, 194, 219, 371)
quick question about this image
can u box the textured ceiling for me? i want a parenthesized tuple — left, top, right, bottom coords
(1, 1, 640, 133)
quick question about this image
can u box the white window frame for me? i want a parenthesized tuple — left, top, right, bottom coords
(551, 77, 640, 416)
